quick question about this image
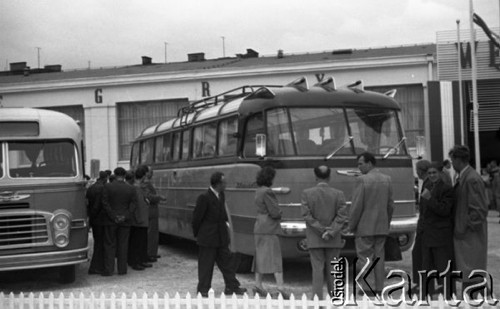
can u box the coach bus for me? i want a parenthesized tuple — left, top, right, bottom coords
(0, 108, 88, 283)
(130, 77, 418, 270)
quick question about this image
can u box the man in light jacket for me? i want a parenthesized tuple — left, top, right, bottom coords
(349, 152, 394, 297)
(302, 165, 348, 299)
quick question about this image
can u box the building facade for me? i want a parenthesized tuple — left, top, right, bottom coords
(430, 27, 500, 167)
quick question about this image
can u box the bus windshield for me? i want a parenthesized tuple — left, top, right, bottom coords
(266, 107, 406, 156)
(7, 141, 78, 178)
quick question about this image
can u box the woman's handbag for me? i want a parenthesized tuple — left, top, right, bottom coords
(384, 235, 402, 261)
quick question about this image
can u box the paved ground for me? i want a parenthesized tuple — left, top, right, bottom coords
(1, 211, 499, 300)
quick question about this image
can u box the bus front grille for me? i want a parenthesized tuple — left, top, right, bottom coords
(0, 214, 51, 249)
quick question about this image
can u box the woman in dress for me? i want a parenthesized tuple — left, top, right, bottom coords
(253, 166, 289, 298)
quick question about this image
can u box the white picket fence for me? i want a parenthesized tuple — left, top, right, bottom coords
(0, 290, 498, 308)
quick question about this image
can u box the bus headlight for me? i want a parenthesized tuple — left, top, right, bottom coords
(51, 210, 72, 248)
(55, 234, 69, 247)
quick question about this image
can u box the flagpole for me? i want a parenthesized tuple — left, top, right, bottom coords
(457, 20, 465, 145)
(469, 0, 481, 172)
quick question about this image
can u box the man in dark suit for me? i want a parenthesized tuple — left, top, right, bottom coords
(192, 172, 246, 297)
(86, 171, 109, 275)
(349, 152, 394, 297)
(141, 166, 166, 262)
(301, 165, 348, 299)
(101, 167, 138, 276)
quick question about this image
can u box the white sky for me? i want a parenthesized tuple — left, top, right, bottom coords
(1, 0, 499, 70)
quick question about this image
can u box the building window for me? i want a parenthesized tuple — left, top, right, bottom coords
(117, 99, 188, 161)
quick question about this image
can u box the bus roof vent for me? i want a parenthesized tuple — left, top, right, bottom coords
(385, 89, 397, 98)
(313, 76, 336, 91)
(346, 80, 364, 93)
(285, 77, 309, 92)
(246, 87, 276, 100)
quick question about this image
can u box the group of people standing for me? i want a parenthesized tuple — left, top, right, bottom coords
(85, 144, 489, 299)
(412, 145, 489, 299)
(253, 151, 395, 299)
(86, 165, 165, 276)
(191, 151, 392, 299)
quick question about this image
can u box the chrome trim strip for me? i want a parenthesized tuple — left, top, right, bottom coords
(279, 200, 415, 207)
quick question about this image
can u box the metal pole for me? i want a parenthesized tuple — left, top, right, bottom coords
(164, 42, 168, 63)
(469, 0, 481, 172)
(457, 20, 465, 145)
(221, 36, 225, 57)
(36, 47, 41, 69)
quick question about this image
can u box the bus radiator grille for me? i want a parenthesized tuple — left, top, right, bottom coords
(0, 214, 50, 249)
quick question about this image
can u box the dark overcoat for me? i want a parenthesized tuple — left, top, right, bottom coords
(192, 189, 230, 247)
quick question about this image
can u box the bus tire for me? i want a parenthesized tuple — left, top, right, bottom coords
(58, 265, 76, 284)
(233, 253, 253, 274)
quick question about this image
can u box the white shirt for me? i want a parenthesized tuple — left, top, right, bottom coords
(209, 186, 220, 199)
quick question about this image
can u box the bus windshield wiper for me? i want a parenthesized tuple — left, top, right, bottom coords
(383, 137, 406, 159)
(325, 136, 353, 160)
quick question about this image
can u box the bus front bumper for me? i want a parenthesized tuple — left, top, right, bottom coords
(0, 246, 89, 271)
(280, 216, 418, 254)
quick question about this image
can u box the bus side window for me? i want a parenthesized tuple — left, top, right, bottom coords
(193, 123, 217, 159)
(130, 142, 140, 167)
(243, 113, 264, 157)
(218, 117, 238, 156)
(172, 132, 181, 161)
(140, 139, 154, 164)
(155, 134, 172, 162)
(181, 129, 191, 160)
(267, 108, 294, 156)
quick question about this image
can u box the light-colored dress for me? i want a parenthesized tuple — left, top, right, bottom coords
(253, 186, 283, 274)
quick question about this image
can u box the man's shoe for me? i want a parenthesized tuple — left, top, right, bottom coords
(148, 256, 158, 262)
(118, 272, 127, 275)
(197, 291, 209, 298)
(276, 289, 290, 300)
(140, 262, 153, 268)
(224, 287, 247, 295)
(252, 286, 268, 297)
(131, 264, 145, 271)
(88, 269, 102, 275)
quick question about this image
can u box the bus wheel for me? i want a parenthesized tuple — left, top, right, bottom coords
(233, 253, 253, 273)
(59, 265, 76, 284)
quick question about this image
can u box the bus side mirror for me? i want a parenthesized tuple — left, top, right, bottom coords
(255, 134, 267, 157)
